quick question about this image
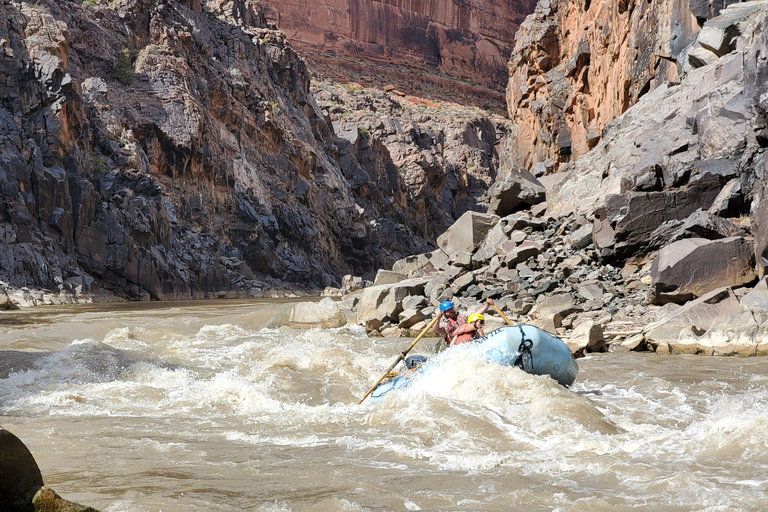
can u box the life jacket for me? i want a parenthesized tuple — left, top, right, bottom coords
(451, 323, 480, 345)
(440, 316, 466, 344)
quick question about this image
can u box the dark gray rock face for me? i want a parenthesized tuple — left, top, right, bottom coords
(487, 167, 545, 217)
(0, 427, 43, 512)
(596, 159, 741, 260)
(0, 0, 463, 303)
(540, 3, 768, 285)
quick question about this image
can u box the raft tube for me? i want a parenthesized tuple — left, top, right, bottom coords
(370, 325, 578, 402)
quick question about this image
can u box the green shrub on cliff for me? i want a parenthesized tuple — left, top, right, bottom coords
(113, 48, 134, 85)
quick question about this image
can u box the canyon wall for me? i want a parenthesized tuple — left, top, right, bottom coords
(505, 0, 718, 171)
(1, 0, 496, 303)
(259, 0, 537, 109)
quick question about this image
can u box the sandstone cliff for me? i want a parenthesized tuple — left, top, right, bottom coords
(260, 0, 537, 111)
(505, 0, 708, 171)
(1, 0, 486, 304)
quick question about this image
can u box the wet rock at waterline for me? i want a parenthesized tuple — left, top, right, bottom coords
(0, 427, 100, 512)
(267, 297, 347, 329)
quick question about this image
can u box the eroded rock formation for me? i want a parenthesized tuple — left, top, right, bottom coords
(506, 0, 707, 170)
(260, 0, 537, 109)
(1, 0, 487, 304)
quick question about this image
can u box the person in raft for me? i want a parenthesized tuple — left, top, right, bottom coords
(450, 313, 486, 345)
(432, 298, 494, 347)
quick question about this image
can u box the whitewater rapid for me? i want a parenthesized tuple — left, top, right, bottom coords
(1, 300, 767, 511)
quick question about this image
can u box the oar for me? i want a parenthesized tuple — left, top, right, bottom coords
(491, 303, 514, 326)
(357, 315, 440, 405)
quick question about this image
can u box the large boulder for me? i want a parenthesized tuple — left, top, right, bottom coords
(754, 182, 768, 278)
(1, 427, 44, 512)
(648, 209, 747, 251)
(675, 310, 762, 356)
(647, 237, 756, 304)
(0, 427, 99, 512)
(644, 287, 741, 347)
(595, 159, 738, 261)
(528, 293, 583, 333)
(436, 211, 500, 259)
(486, 168, 546, 217)
(268, 298, 347, 328)
(356, 278, 429, 327)
(565, 320, 606, 356)
(391, 249, 450, 277)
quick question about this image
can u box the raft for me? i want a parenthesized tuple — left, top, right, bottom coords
(370, 325, 579, 402)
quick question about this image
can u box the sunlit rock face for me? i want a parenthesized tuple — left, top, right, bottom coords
(260, 0, 537, 101)
(505, 0, 708, 171)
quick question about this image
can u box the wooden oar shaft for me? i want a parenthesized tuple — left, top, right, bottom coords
(492, 303, 514, 326)
(357, 315, 440, 405)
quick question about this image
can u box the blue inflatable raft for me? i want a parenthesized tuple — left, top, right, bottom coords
(370, 325, 578, 402)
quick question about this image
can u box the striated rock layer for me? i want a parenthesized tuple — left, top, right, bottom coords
(260, 0, 537, 109)
(506, 0, 712, 171)
(0, 0, 476, 303)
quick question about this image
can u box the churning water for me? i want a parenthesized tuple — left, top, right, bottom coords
(1, 300, 767, 511)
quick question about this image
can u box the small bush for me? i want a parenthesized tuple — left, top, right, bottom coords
(113, 48, 134, 85)
(269, 101, 280, 115)
(357, 126, 369, 138)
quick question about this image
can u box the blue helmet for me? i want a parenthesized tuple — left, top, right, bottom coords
(439, 300, 455, 312)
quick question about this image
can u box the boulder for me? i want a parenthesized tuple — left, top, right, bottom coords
(696, 1, 767, 57)
(1, 427, 44, 512)
(740, 285, 768, 314)
(436, 211, 500, 258)
(487, 168, 546, 216)
(0, 427, 99, 512)
(754, 182, 768, 278)
(674, 310, 760, 356)
(268, 298, 347, 328)
(397, 308, 426, 328)
(32, 486, 100, 512)
(708, 179, 747, 217)
(356, 278, 428, 327)
(564, 223, 593, 250)
(373, 269, 407, 286)
(341, 275, 370, 294)
(390, 249, 453, 277)
(566, 320, 606, 356)
(501, 213, 547, 232)
(647, 236, 756, 305)
(504, 241, 542, 267)
(648, 209, 747, 251)
(598, 159, 735, 261)
(644, 287, 741, 347)
(0, 288, 16, 310)
(529, 293, 583, 332)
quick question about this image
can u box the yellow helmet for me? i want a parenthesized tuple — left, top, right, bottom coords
(467, 313, 484, 324)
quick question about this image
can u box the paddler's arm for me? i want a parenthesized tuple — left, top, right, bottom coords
(474, 298, 494, 316)
(432, 311, 445, 336)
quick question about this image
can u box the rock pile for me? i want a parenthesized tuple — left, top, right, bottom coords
(340, 203, 768, 357)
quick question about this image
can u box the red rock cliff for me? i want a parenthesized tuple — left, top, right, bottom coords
(260, 0, 537, 107)
(505, 0, 705, 171)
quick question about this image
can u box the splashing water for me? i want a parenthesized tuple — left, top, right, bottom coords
(1, 300, 767, 511)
